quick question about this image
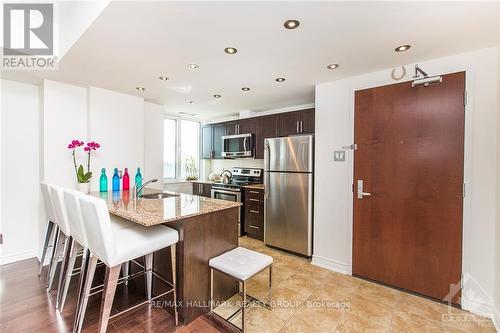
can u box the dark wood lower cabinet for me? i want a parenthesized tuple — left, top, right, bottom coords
(243, 188, 264, 240)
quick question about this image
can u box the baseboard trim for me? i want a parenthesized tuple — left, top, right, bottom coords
(0, 250, 38, 266)
(461, 296, 500, 328)
(311, 255, 350, 275)
(492, 310, 500, 333)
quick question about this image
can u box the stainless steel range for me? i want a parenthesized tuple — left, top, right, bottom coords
(211, 167, 263, 236)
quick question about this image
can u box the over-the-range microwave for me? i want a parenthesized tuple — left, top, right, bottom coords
(222, 133, 254, 157)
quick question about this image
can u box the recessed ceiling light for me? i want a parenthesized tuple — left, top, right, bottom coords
(326, 64, 339, 70)
(275, 77, 286, 82)
(136, 87, 146, 91)
(187, 64, 199, 70)
(284, 19, 300, 29)
(241, 87, 250, 91)
(224, 47, 237, 54)
(158, 75, 169, 81)
(213, 94, 222, 98)
(395, 44, 411, 52)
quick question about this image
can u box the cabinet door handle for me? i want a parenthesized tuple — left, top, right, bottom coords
(249, 209, 260, 214)
(249, 191, 260, 194)
(249, 225, 260, 229)
(300, 121, 303, 133)
(249, 198, 260, 202)
(296, 121, 299, 134)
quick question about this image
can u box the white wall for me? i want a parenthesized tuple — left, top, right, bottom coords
(1, 80, 40, 264)
(144, 102, 164, 190)
(314, 47, 499, 318)
(0, 79, 150, 265)
(204, 159, 264, 180)
(42, 80, 88, 188)
(88, 87, 144, 191)
(494, 4, 500, 328)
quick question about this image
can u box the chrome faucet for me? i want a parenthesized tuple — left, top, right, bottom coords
(133, 178, 158, 202)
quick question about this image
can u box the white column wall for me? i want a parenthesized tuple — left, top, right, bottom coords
(144, 102, 164, 190)
(1, 80, 40, 264)
(88, 87, 144, 192)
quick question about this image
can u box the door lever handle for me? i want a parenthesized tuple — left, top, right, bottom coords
(357, 180, 371, 199)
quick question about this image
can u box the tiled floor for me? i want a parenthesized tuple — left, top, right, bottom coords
(211, 236, 497, 333)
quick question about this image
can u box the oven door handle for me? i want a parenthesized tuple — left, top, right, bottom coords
(211, 188, 241, 195)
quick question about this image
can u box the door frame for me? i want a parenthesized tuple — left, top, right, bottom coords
(346, 70, 473, 306)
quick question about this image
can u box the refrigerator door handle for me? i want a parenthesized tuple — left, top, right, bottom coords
(264, 143, 270, 199)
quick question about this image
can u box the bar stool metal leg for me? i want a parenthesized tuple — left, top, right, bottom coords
(122, 261, 130, 286)
(268, 265, 272, 307)
(73, 248, 90, 333)
(145, 253, 153, 301)
(56, 235, 73, 308)
(171, 244, 178, 326)
(38, 221, 55, 277)
(242, 281, 246, 333)
(98, 265, 121, 333)
(75, 254, 98, 333)
(210, 268, 214, 312)
(47, 228, 64, 289)
(59, 240, 82, 312)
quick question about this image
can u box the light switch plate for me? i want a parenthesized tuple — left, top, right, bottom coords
(334, 150, 345, 162)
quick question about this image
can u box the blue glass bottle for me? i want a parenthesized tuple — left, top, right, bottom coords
(99, 168, 108, 192)
(112, 168, 120, 192)
(135, 167, 143, 196)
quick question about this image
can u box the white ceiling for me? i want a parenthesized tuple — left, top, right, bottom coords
(3, 1, 498, 119)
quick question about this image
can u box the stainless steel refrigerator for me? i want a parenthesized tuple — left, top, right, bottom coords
(264, 135, 313, 257)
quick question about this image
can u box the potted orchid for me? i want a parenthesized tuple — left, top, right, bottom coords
(68, 139, 100, 193)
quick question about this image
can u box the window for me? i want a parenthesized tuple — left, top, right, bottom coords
(163, 118, 200, 180)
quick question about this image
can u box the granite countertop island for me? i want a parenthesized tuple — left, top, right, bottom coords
(90, 188, 241, 227)
(90, 188, 240, 324)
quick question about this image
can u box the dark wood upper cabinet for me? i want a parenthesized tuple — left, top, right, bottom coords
(299, 108, 315, 134)
(225, 119, 255, 135)
(200, 124, 213, 159)
(238, 118, 255, 134)
(212, 123, 226, 159)
(201, 109, 314, 160)
(225, 121, 238, 135)
(278, 112, 301, 136)
(278, 109, 315, 137)
(254, 115, 278, 159)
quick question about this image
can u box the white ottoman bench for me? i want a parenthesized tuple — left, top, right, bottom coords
(209, 246, 273, 332)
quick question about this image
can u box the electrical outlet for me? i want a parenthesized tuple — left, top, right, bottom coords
(334, 150, 345, 162)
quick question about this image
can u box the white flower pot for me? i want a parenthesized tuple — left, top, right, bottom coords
(77, 182, 90, 194)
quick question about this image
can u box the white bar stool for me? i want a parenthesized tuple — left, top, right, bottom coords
(39, 182, 58, 278)
(58, 188, 89, 313)
(209, 246, 273, 332)
(47, 184, 73, 291)
(76, 194, 179, 333)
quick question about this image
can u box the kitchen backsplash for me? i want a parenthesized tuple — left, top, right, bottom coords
(202, 158, 264, 179)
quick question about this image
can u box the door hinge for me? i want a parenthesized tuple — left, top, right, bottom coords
(343, 144, 357, 150)
(462, 183, 466, 198)
(463, 91, 468, 107)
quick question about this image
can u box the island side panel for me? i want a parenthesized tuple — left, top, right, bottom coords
(152, 206, 239, 324)
(181, 206, 239, 323)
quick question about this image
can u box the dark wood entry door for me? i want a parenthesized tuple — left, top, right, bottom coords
(353, 72, 465, 305)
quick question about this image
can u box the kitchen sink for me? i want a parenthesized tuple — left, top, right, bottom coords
(141, 192, 179, 199)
